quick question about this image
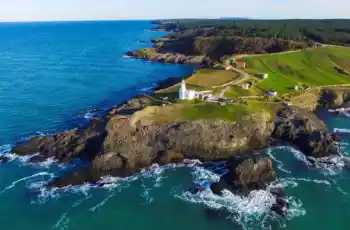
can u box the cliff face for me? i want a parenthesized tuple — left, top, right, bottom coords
(125, 48, 213, 66)
(10, 88, 345, 188)
(272, 107, 340, 158)
(126, 27, 316, 65)
(11, 96, 275, 187)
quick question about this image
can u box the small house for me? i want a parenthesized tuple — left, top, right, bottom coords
(267, 89, 278, 97)
(225, 58, 236, 65)
(285, 101, 292, 106)
(256, 73, 268, 79)
(235, 61, 247, 69)
(225, 65, 233, 71)
(241, 82, 252, 90)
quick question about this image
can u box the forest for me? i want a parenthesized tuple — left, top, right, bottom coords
(153, 19, 350, 45)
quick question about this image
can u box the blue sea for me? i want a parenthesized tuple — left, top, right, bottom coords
(0, 21, 350, 230)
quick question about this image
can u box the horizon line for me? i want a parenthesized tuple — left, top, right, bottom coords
(1, 17, 350, 24)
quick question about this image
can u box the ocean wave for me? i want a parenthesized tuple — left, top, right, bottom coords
(20, 131, 54, 141)
(0, 172, 55, 195)
(176, 166, 306, 230)
(52, 212, 69, 230)
(276, 146, 313, 166)
(177, 187, 305, 230)
(0, 142, 68, 170)
(266, 148, 292, 174)
(138, 86, 154, 92)
(334, 128, 350, 133)
(89, 193, 115, 212)
(280, 177, 331, 186)
(30, 159, 203, 203)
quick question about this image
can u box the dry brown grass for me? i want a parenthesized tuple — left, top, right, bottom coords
(187, 69, 241, 87)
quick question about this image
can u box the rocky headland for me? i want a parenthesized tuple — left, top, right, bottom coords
(6, 20, 350, 217)
(126, 22, 319, 66)
(10, 90, 343, 189)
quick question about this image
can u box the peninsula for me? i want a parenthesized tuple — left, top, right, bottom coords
(8, 19, 350, 215)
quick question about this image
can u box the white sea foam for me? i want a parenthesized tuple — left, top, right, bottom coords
(177, 166, 306, 230)
(266, 148, 292, 174)
(84, 111, 96, 119)
(138, 86, 154, 92)
(89, 193, 115, 212)
(334, 128, 350, 133)
(52, 212, 69, 230)
(0, 172, 55, 195)
(280, 177, 331, 186)
(277, 146, 312, 166)
(140, 182, 154, 204)
(20, 131, 50, 141)
(72, 194, 93, 208)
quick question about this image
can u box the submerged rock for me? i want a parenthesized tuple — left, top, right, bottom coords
(0, 156, 9, 164)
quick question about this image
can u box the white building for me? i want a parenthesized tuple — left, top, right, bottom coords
(267, 89, 278, 97)
(256, 73, 268, 79)
(241, 82, 252, 90)
(179, 80, 197, 100)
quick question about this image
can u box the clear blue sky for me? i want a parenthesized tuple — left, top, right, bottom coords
(0, 0, 349, 22)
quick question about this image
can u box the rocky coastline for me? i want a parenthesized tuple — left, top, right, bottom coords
(9, 92, 343, 186)
(4, 22, 350, 217)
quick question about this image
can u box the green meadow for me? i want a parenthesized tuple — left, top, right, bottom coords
(239, 46, 350, 95)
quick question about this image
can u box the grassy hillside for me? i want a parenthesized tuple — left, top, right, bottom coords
(187, 69, 240, 87)
(155, 68, 241, 99)
(131, 102, 277, 125)
(239, 47, 350, 95)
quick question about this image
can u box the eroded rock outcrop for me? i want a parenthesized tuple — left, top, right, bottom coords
(10, 96, 341, 188)
(126, 49, 214, 66)
(210, 155, 276, 196)
(273, 107, 340, 158)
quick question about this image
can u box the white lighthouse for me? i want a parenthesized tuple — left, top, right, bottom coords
(179, 80, 187, 100)
(179, 80, 196, 100)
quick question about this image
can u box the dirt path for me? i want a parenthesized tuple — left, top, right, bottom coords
(217, 67, 250, 98)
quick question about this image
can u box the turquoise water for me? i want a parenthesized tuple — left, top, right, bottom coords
(0, 21, 349, 230)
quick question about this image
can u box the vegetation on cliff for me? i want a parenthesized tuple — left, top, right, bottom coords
(153, 19, 350, 46)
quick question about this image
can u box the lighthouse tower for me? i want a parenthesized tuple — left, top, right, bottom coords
(179, 80, 187, 100)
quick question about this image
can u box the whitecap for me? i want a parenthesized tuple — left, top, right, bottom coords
(334, 128, 350, 133)
(191, 166, 220, 184)
(277, 146, 312, 166)
(0, 172, 55, 194)
(72, 194, 92, 208)
(280, 177, 331, 186)
(140, 182, 154, 204)
(89, 193, 115, 212)
(52, 212, 69, 230)
(138, 86, 154, 92)
(266, 147, 292, 174)
(179, 165, 306, 230)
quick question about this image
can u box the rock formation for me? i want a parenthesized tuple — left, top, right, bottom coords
(210, 155, 276, 196)
(273, 107, 340, 158)
(9, 95, 341, 188)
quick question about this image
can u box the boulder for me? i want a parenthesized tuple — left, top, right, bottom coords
(210, 155, 277, 196)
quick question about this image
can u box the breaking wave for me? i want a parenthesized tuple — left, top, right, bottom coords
(176, 166, 306, 230)
(334, 128, 350, 133)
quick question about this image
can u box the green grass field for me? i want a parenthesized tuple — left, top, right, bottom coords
(224, 85, 263, 98)
(239, 47, 350, 95)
